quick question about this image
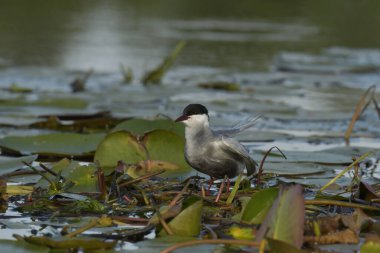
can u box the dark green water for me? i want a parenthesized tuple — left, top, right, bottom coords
(1, 0, 380, 71)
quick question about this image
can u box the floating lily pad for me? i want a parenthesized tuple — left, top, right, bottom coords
(20, 235, 116, 250)
(35, 159, 98, 192)
(94, 131, 146, 168)
(141, 130, 190, 176)
(254, 151, 352, 164)
(94, 130, 191, 178)
(0, 155, 38, 175)
(0, 240, 49, 253)
(262, 162, 327, 176)
(112, 118, 184, 137)
(0, 133, 105, 157)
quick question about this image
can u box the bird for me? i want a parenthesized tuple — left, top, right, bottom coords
(175, 104, 258, 183)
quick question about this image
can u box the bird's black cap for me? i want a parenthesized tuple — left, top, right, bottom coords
(175, 104, 208, 122)
(183, 104, 208, 116)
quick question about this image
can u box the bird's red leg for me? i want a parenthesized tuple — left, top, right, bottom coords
(206, 177, 214, 196)
(215, 177, 226, 203)
(226, 177, 231, 193)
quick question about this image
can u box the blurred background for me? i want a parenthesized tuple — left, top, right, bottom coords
(0, 0, 379, 150)
(1, 0, 380, 71)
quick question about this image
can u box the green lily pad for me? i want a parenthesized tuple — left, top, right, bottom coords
(255, 151, 352, 164)
(0, 240, 49, 253)
(64, 164, 98, 192)
(0, 133, 105, 156)
(262, 162, 327, 176)
(141, 130, 191, 176)
(160, 196, 202, 236)
(112, 118, 184, 137)
(94, 131, 146, 168)
(94, 130, 190, 178)
(0, 155, 38, 175)
(241, 187, 279, 224)
(20, 235, 116, 250)
(35, 159, 98, 192)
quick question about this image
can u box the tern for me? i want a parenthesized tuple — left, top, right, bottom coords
(175, 104, 258, 184)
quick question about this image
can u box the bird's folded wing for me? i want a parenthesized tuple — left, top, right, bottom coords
(218, 137, 257, 175)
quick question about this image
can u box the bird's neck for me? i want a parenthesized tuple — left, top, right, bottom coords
(185, 121, 212, 146)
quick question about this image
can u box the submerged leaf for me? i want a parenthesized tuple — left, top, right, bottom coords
(143, 41, 186, 84)
(256, 184, 304, 249)
(198, 81, 240, 91)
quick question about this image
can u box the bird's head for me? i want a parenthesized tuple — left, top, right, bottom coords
(175, 104, 209, 127)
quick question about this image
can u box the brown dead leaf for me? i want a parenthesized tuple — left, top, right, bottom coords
(358, 181, 380, 202)
(341, 209, 373, 233)
(304, 229, 359, 245)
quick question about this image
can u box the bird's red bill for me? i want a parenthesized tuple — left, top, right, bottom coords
(175, 115, 189, 122)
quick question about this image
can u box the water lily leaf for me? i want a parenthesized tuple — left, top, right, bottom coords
(0, 155, 38, 175)
(263, 162, 326, 176)
(241, 187, 279, 224)
(35, 159, 98, 192)
(256, 184, 304, 249)
(19, 235, 116, 250)
(160, 196, 202, 236)
(267, 238, 307, 253)
(30, 116, 123, 132)
(112, 118, 184, 137)
(95, 130, 190, 178)
(141, 130, 191, 176)
(64, 164, 98, 192)
(255, 151, 352, 164)
(0, 240, 49, 253)
(0, 133, 105, 157)
(94, 131, 146, 168)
